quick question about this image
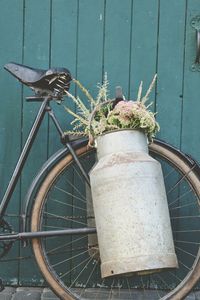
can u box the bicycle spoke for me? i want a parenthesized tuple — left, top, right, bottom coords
(164, 167, 176, 180)
(60, 253, 92, 279)
(118, 279, 121, 298)
(126, 277, 132, 298)
(168, 271, 182, 282)
(108, 279, 115, 300)
(173, 229, 200, 233)
(79, 257, 99, 297)
(73, 164, 88, 185)
(167, 166, 195, 196)
(175, 246, 196, 258)
(50, 197, 87, 211)
(44, 211, 87, 226)
(151, 277, 162, 299)
(42, 224, 71, 230)
(140, 276, 148, 298)
(54, 186, 86, 203)
(178, 260, 191, 271)
(168, 188, 193, 207)
(69, 251, 98, 288)
(171, 215, 200, 220)
(174, 240, 199, 245)
(94, 279, 105, 299)
(52, 248, 89, 268)
(169, 201, 197, 211)
(67, 166, 86, 201)
(47, 235, 87, 255)
(155, 274, 170, 290)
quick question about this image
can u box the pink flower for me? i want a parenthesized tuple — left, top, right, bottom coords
(113, 101, 135, 117)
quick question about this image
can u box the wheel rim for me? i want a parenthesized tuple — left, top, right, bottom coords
(31, 144, 200, 300)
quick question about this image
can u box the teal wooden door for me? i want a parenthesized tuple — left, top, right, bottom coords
(0, 0, 199, 288)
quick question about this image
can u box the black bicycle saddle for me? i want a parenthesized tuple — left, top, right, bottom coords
(4, 62, 72, 98)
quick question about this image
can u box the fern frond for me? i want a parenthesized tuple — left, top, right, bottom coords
(64, 106, 88, 126)
(96, 72, 109, 103)
(65, 91, 80, 108)
(73, 79, 96, 106)
(73, 123, 84, 130)
(71, 118, 80, 125)
(64, 130, 87, 136)
(76, 96, 90, 118)
(66, 91, 90, 118)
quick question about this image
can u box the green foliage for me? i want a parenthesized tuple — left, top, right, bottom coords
(64, 75, 159, 143)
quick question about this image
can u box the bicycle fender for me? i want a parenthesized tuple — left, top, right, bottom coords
(153, 138, 200, 176)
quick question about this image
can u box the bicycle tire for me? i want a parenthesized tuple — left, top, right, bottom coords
(31, 140, 200, 300)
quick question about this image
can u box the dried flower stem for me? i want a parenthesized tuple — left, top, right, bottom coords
(137, 81, 143, 101)
(64, 74, 159, 144)
(142, 74, 157, 103)
(96, 72, 109, 103)
(66, 91, 90, 118)
(73, 79, 96, 106)
(64, 130, 87, 137)
(64, 106, 88, 126)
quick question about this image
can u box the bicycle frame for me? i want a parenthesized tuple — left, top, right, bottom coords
(0, 96, 94, 242)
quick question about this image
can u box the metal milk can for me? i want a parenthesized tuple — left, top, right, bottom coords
(89, 130, 178, 278)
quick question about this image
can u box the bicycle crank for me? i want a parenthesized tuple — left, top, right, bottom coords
(0, 219, 13, 259)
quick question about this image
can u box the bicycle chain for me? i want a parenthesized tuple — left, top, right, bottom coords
(0, 219, 13, 259)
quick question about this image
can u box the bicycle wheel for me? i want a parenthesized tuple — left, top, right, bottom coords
(31, 140, 200, 300)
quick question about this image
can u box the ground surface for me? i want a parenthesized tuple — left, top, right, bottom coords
(0, 287, 200, 300)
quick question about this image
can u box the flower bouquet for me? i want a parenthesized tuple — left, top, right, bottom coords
(64, 74, 159, 144)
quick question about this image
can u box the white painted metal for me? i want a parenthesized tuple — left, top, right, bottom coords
(89, 130, 178, 278)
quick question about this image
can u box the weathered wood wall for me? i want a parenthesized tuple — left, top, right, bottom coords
(0, 0, 199, 286)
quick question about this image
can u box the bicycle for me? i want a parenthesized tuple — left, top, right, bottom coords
(0, 62, 199, 300)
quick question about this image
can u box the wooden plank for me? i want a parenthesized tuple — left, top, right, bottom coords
(76, 0, 105, 93)
(49, 0, 79, 155)
(20, 0, 51, 202)
(181, 0, 200, 161)
(0, 0, 24, 285)
(150, 0, 188, 289)
(72, 0, 105, 286)
(102, 0, 140, 287)
(50, 0, 105, 287)
(104, 0, 132, 99)
(19, 0, 51, 285)
(48, 0, 79, 285)
(180, 0, 200, 289)
(0, 0, 24, 213)
(129, 0, 159, 104)
(156, 0, 186, 147)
